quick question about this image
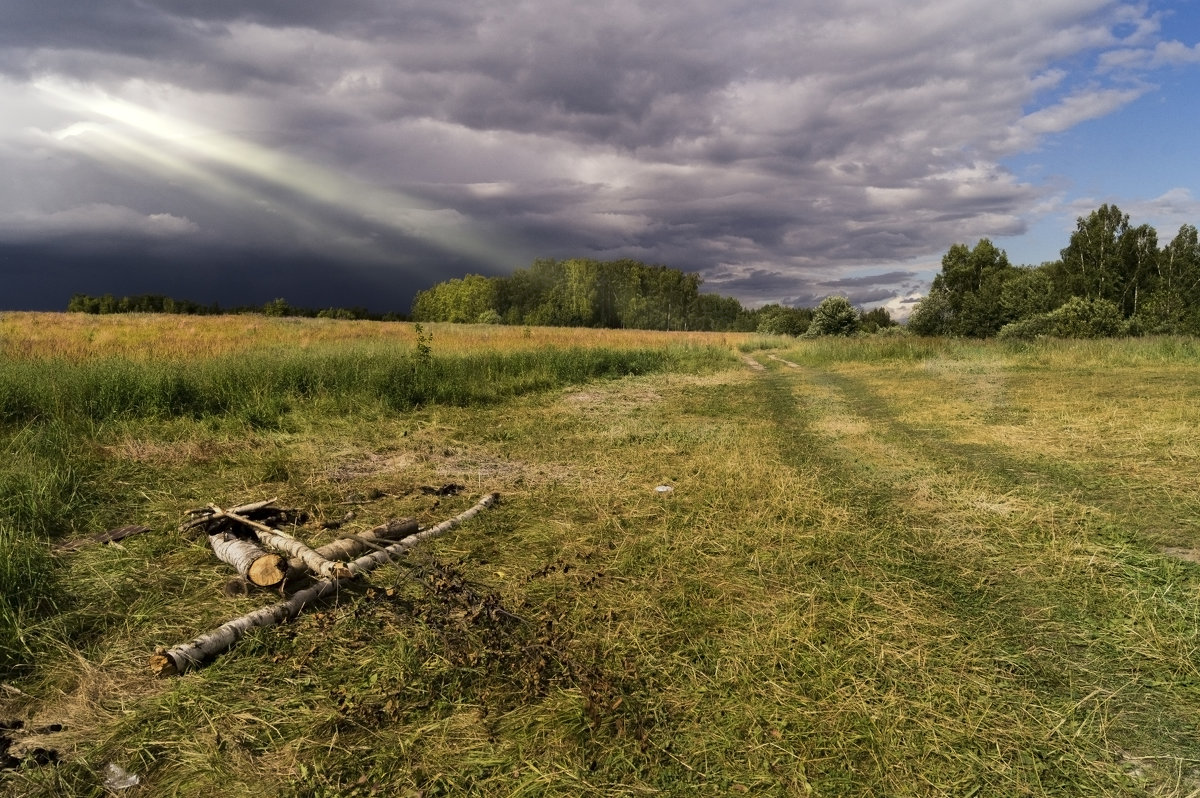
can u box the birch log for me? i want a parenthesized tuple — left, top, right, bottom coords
(151, 493, 499, 676)
(210, 505, 352, 580)
(287, 518, 419, 571)
(209, 532, 288, 588)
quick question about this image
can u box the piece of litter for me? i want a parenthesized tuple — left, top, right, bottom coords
(654, 485, 674, 494)
(103, 762, 140, 790)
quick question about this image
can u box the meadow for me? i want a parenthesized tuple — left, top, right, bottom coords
(2, 313, 1200, 796)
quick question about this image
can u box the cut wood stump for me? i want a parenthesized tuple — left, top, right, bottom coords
(209, 532, 287, 588)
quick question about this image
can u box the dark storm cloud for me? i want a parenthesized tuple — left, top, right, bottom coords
(0, 0, 1187, 310)
(823, 271, 919, 288)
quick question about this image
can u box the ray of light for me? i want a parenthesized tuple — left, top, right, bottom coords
(36, 80, 512, 269)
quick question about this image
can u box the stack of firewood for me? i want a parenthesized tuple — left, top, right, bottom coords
(182, 498, 419, 590)
(151, 493, 499, 676)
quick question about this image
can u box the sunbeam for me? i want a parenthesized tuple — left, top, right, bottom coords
(36, 80, 510, 269)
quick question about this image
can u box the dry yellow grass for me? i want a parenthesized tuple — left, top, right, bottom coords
(0, 312, 752, 361)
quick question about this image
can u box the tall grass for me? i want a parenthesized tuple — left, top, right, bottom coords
(0, 421, 93, 673)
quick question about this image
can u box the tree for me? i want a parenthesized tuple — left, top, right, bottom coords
(1138, 224, 1200, 333)
(805, 295, 859, 337)
(922, 239, 1015, 336)
(1051, 204, 1156, 317)
(906, 288, 953, 336)
(999, 264, 1058, 322)
(860, 306, 896, 333)
(755, 304, 812, 336)
(261, 297, 292, 317)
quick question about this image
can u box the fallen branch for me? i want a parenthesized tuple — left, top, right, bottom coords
(210, 505, 351, 580)
(55, 525, 151, 554)
(151, 493, 499, 676)
(209, 532, 287, 588)
(180, 498, 278, 534)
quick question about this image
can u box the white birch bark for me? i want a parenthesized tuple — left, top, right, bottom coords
(210, 505, 351, 580)
(289, 518, 419, 570)
(151, 493, 499, 676)
(209, 532, 287, 587)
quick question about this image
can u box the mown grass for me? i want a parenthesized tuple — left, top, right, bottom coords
(4, 326, 1200, 796)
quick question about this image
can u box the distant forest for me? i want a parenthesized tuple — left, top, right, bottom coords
(66, 294, 402, 321)
(409, 257, 894, 335)
(911, 204, 1200, 339)
(66, 259, 897, 336)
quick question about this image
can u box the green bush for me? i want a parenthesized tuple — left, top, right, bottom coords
(805, 296, 860, 337)
(997, 297, 1125, 340)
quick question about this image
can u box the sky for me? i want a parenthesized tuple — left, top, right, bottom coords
(2, 1, 1199, 317)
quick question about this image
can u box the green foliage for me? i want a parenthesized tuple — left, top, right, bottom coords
(411, 258, 756, 332)
(261, 297, 292, 317)
(411, 274, 498, 324)
(915, 205, 1200, 338)
(805, 295, 860, 337)
(755, 304, 812, 336)
(999, 265, 1058, 321)
(1048, 204, 1158, 318)
(906, 287, 953, 337)
(997, 296, 1126, 340)
(413, 323, 433, 367)
(909, 239, 1018, 337)
(1135, 224, 1200, 334)
(67, 292, 216, 315)
(859, 306, 896, 333)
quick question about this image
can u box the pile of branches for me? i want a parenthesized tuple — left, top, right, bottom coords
(152, 493, 499, 676)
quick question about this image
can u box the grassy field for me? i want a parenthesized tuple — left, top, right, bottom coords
(3, 315, 1200, 796)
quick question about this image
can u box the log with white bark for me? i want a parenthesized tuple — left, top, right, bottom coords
(209, 532, 288, 588)
(209, 505, 352, 580)
(295, 517, 419, 568)
(150, 493, 499, 676)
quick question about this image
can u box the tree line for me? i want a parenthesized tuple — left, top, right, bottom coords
(409, 257, 895, 335)
(66, 293, 403, 321)
(911, 204, 1200, 339)
(67, 259, 907, 337)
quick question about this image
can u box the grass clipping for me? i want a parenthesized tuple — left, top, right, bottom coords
(150, 493, 499, 676)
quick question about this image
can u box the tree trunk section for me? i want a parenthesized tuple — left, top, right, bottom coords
(209, 532, 287, 588)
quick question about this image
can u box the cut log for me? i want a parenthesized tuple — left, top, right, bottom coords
(209, 505, 352, 580)
(304, 518, 418, 565)
(209, 532, 287, 588)
(151, 493, 498, 676)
